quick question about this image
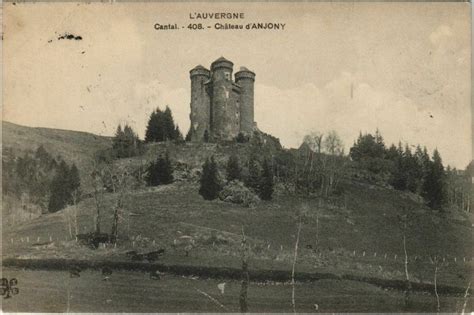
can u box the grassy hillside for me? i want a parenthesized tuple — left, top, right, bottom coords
(3, 180, 472, 288)
(2, 121, 112, 189)
(2, 124, 472, 293)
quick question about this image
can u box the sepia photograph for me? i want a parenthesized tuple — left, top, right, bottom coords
(1, 1, 473, 313)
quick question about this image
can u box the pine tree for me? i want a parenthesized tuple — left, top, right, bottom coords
(185, 128, 192, 142)
(422, 149, 446, 210)
(145, 152, 174, 186)
(48, 160, 73, 212)
(226, 155, 241, 181)
(113, 124, 142, 158)
(145, 108, 164, 142)
(163, 106, 176, 141)
(199, 156, 222, 200)
(68, 163, 81, 193)
(174, 125, 184, 142)
(259, 158, 274, 200)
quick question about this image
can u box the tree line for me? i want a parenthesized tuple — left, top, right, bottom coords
(3, 145, 81, 213)
(349, 129, 455, 210)
(141, 151, 275, 201)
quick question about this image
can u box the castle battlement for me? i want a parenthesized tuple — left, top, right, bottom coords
(189, 57, 255, 142)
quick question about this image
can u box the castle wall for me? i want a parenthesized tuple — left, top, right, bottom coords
(235, 69, 255, 135)
(189, 67, 211, 141)
(210, 59, 239, 141)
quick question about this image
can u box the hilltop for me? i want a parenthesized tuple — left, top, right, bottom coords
(2, 121, 112, 223)
(3, 121, 112, 184)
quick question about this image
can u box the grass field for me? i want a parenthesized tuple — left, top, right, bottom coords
(2, 267, 471, 312)
(3, 180, 473, 289)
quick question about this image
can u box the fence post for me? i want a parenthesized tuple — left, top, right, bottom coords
(363, 251, 366, 257)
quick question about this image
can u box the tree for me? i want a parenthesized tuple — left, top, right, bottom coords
(259, 158, 274, 200)
(245, 156, 261, 193)
(303, 131, 324, 154)
(199, 156, 222, 200)
(185, 128, 192, 142)
(162, 106, 176, 141)
(349, 131, 385, 161)
(112, 124, 142, 158)
(48, 160, 80, 212)
(145, 152, 174, 186)
(145, 109, 161, 142)
(174, 125, 184, 143)
(226, 155, 242, 181)
(422, 149, 446, 210)
(145, 107, 176, 142)
(324, 130, 344, 155)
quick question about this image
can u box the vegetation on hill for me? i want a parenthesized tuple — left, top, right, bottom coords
(145, 106, 183, 143)
(199, 156, 222, 200)
(3, 145, 81, 213)
(112, 124, 144, 158)
(145, 152, 174, 186)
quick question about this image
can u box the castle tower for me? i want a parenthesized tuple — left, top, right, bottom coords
(235, 67, 255, 136)
(189, 65, 211, 141)
(210, 57, 240, 140)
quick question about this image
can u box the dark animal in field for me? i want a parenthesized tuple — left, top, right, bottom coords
(131, 253, 145, 261)
(102, 267, 112, 276)
(150, 269, 163, 280)
(102, 267, 113, 281)
(125, 250, 138, 257)
(69, 265, 81, 278)
(76, 233, 111, 249)
(145, 249, 166, 262)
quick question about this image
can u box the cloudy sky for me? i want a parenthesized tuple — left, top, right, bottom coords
(3, 2, 471, 168)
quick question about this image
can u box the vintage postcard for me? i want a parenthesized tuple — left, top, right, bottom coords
(1, 1, 472, 313)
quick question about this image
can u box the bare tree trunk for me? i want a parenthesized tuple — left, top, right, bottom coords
(111, 197, 123, 244)
(291, 220, 302, 314)
(93, 189, 102, 234)
(239, 227, 249, 313)
(461, 281, 471, 315)
(434, 264, 440, 313)
(403, 233, 412, 309)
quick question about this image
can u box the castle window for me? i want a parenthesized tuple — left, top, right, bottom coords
(224, 72, 230, 80)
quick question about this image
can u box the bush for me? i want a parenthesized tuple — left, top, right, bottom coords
(199, 156, 222, 200)
(226, 155, 241, 181)
(219, 180, 260, 207)
(145, 153, 174, 186)
(235, 132, 249, 143)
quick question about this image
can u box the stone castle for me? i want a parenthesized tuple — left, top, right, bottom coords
(189, 57, 255, 142)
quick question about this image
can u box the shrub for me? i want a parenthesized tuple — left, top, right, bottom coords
(145, 152, 174, 186)
(226, 155, 242, 181)
(199, 156, 222, 200)
(219, 180, 260, 207)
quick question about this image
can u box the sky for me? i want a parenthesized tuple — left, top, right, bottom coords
(3, 2, 472, 168)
